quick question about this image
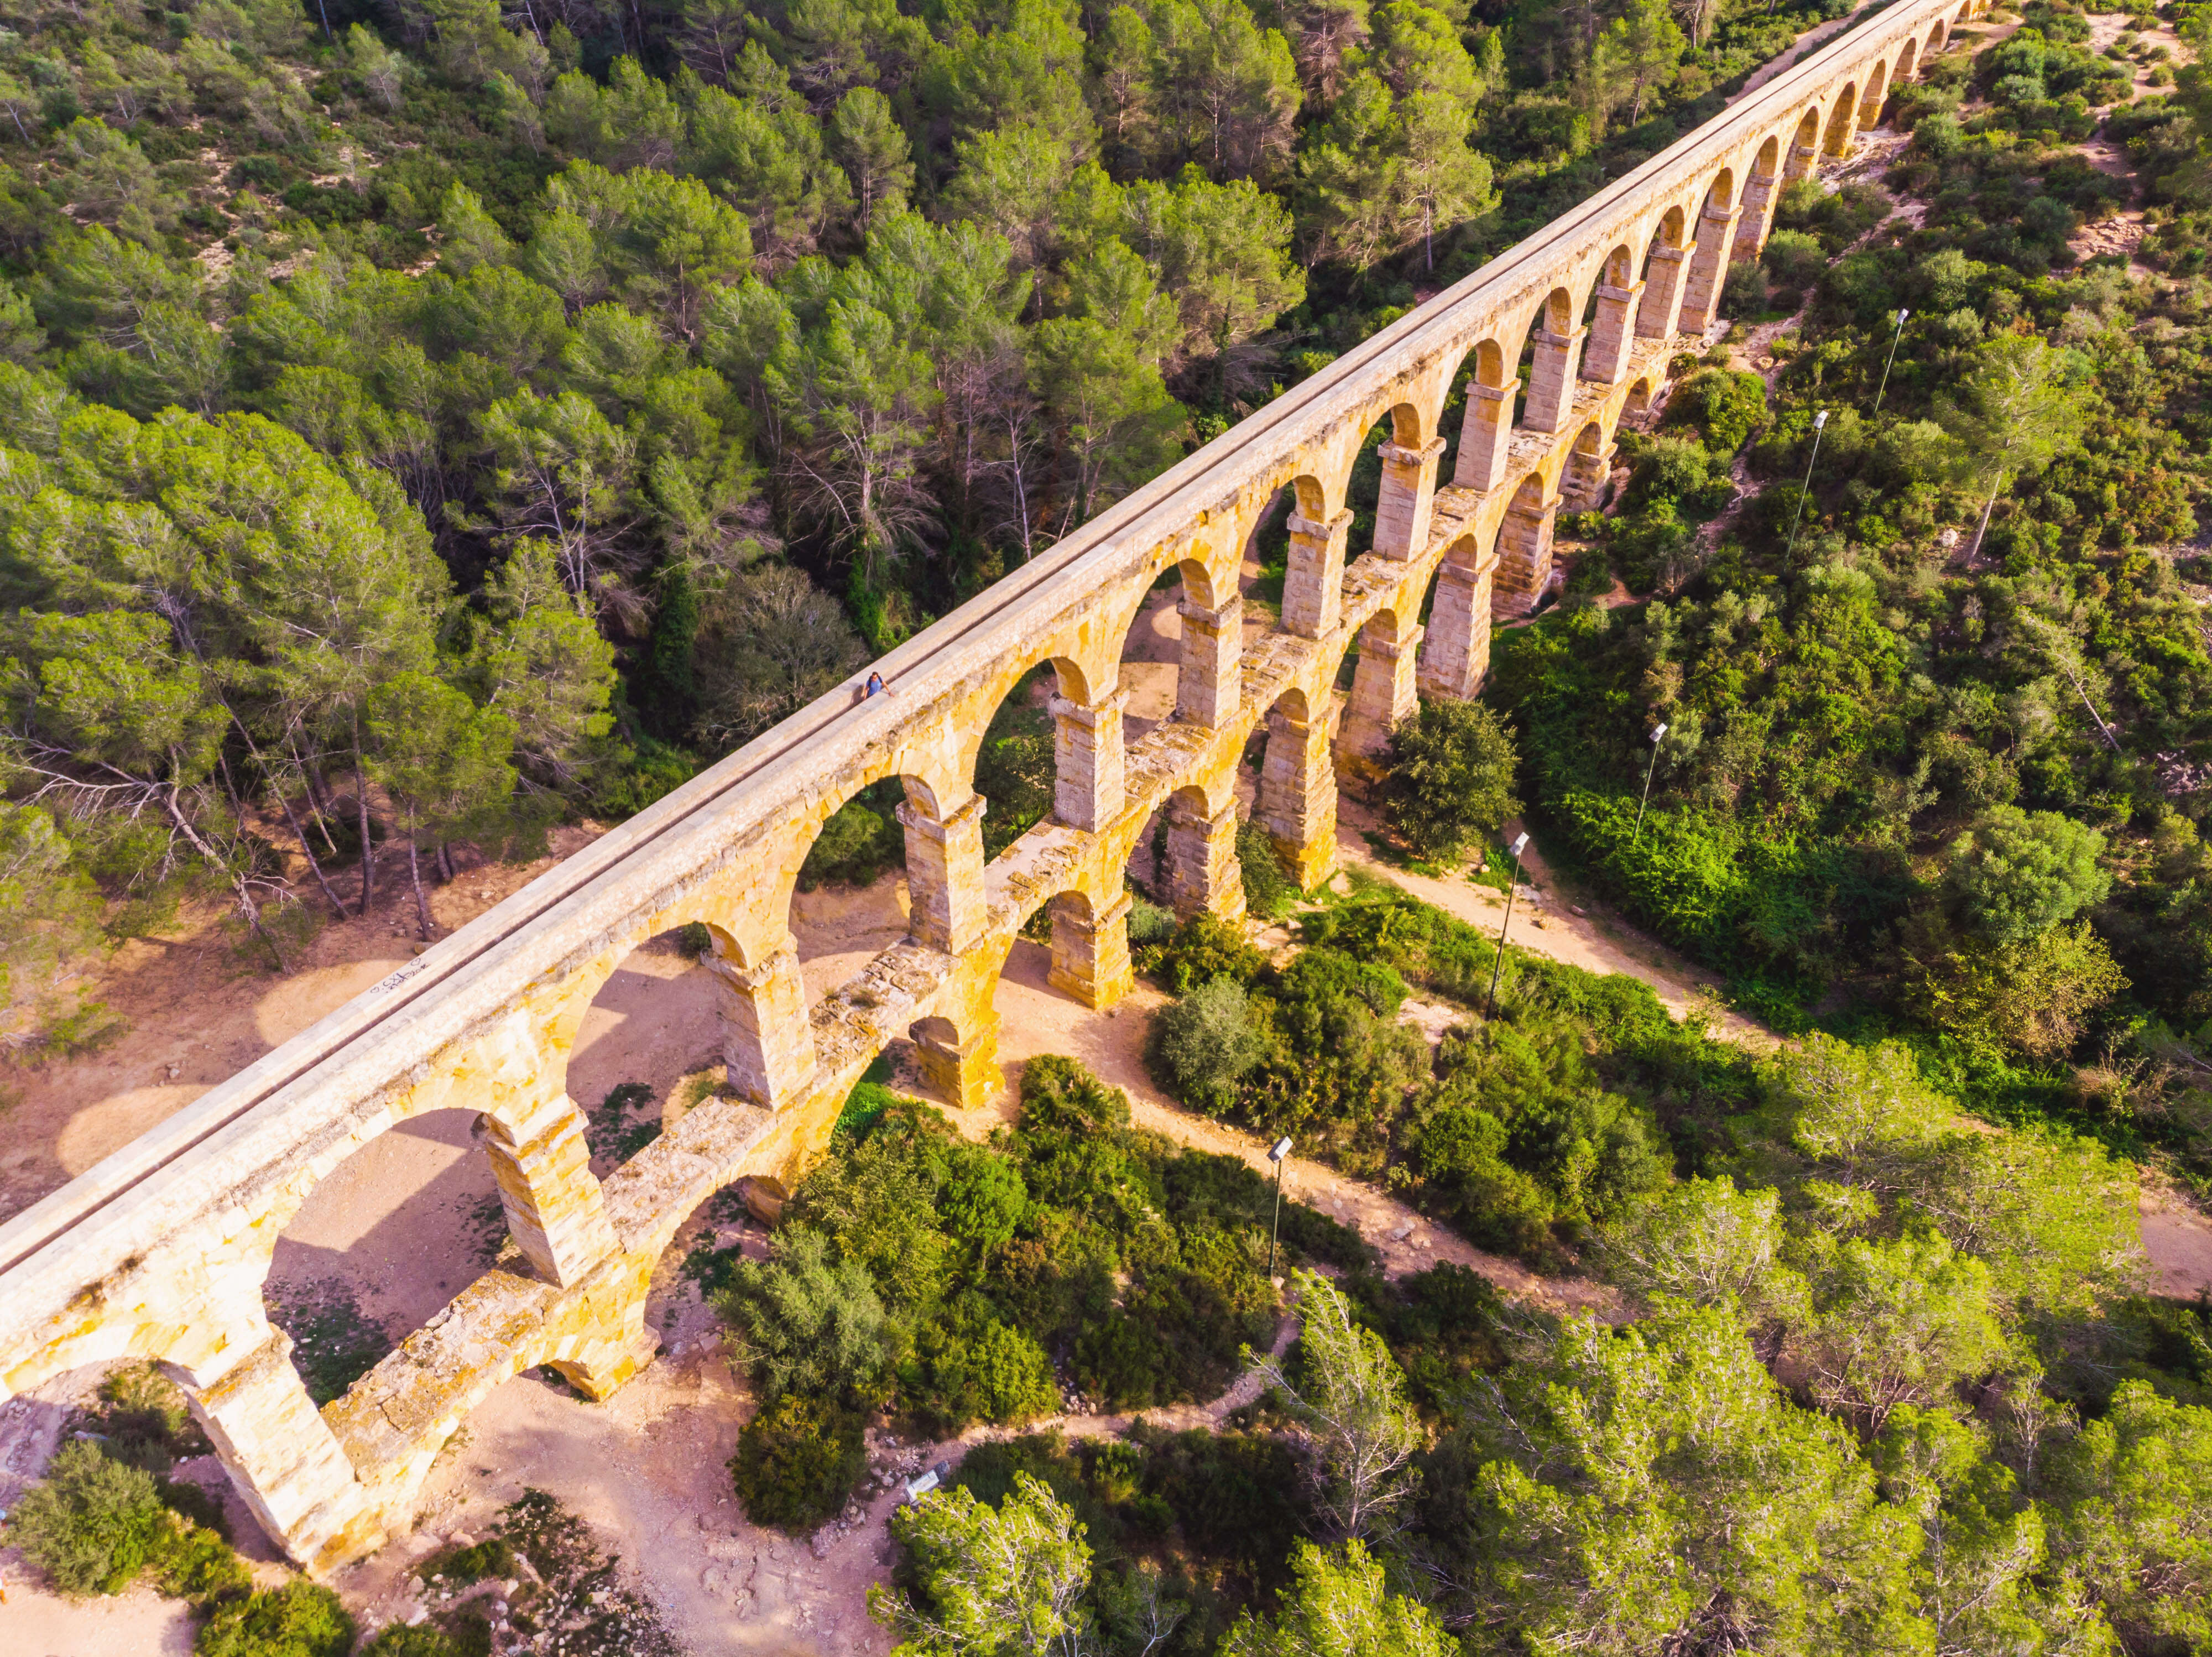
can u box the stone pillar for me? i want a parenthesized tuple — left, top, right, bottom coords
(899, 794, 989, 954)
(1418, 554, 1494, 702)
(1338, 621, 1424, 764)
(1494, 484, 1559, 614)
(1636, 244, 1693, 340)
(1282, 508, 1350, 639)
(1563, 439, 1616, 511)
(1521, 327, 1587, 434)
(1165, 796, 1246, 925)
(1050, 689, 1126, 832)
(1372, 436, 1447, 559)
(170, 1332, 382, 1576)
(709, 937, 817, 1108)
(1175, 595, 1243, 729)
(1257, 702, 1339, 892)
(1048, 890, 1134, 1009)
(483, 1091, 620, 1287)
(1733, 173, 1781, 264)
(547, 1264, 659, 1400)
(915, 1010, 1000, 1110)
(1454, 381, 1518, 493)
(1581, 284, 1644, 386)
(1678, 206, 1741, 334)
(1783, 140, 1819, 182)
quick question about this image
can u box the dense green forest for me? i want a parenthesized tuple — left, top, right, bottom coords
(0, 0, 1864, 1046)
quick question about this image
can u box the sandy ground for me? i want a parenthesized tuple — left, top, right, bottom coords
(2, 1578, 196, 1655)
(2140, 1186, 2212, 1300)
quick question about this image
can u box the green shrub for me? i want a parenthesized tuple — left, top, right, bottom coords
(153, 1520, 254, 1607)
(426, 1535, 515, 1586)
(1379, 699, 1521, 864)
(195, 1580, 356, 1657)
(835, 1070, 901, 1140)
(1619, 433, 1730, 514)
(1149, 911, 1268, 995)
(714, 1226, 898, 1400)
(1132, 1422, 1303, 1581)
(926, 1316, 1059, 1425)
(940, 1147, 1030, 1257)
(1761, 227, 1826, 291)
(1125, 897, 1176, 948)
(1237, 821, 1296, 917)
(1662, 367, 1767, 452)
(7, 1440, 169, 1596)
(1941, 805, 2110, 946)
(1150, 978, 1267, 1112)
(952, 1433, 1091, 1514)
(1721, 261, 1768, 317)
(728, 1393, 867, 1533)
(362, 1628, 465, 1656)
(1019, 1054, 1135, 1135)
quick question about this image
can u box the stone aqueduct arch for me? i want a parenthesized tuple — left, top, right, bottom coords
(0, 0, 1984, 1578)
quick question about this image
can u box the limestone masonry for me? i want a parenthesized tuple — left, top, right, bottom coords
(0, 0, 1982, 1575)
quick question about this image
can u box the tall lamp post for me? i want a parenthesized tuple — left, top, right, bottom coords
(1484, 831, 1531, 1017)
(1783, 408, 1829, 565)
(1266, 1136, 1293, 1282)
(1872, 308, 1910, 415)
(1631, 721, 1669, 848)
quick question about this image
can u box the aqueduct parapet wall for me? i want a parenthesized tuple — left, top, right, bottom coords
(0, 0, 1983, 1574)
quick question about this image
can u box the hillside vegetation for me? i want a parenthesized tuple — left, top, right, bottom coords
(2, 0, 1864, 1048)
(6, 0, 2212, 1651)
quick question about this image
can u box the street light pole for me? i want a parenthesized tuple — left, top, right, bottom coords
(1871, 308, 1910, 416)
(1484, 831, 1531, 1017)
(1266, 1136, 1292, 1281)
(1783, 408, 1829, 565)
(1631, 722, 1669, 848)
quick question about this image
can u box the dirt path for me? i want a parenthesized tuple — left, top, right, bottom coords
(2070, 9, 2192, 271)
(0, 1576, 195, 1654)
(1330, 794, 1773, 1047)
(971, 932, 1619, 1315)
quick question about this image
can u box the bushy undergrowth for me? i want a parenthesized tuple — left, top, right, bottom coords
(1143, 885, 1707, 1263)
(1476, 13, 2212, 1189)
(698, 1055, 1372, 1533)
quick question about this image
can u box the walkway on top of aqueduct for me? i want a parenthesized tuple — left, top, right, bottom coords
(0, 0, 1984, 1577)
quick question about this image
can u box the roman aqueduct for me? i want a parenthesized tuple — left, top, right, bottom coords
(0, 0, 1984, 1575)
